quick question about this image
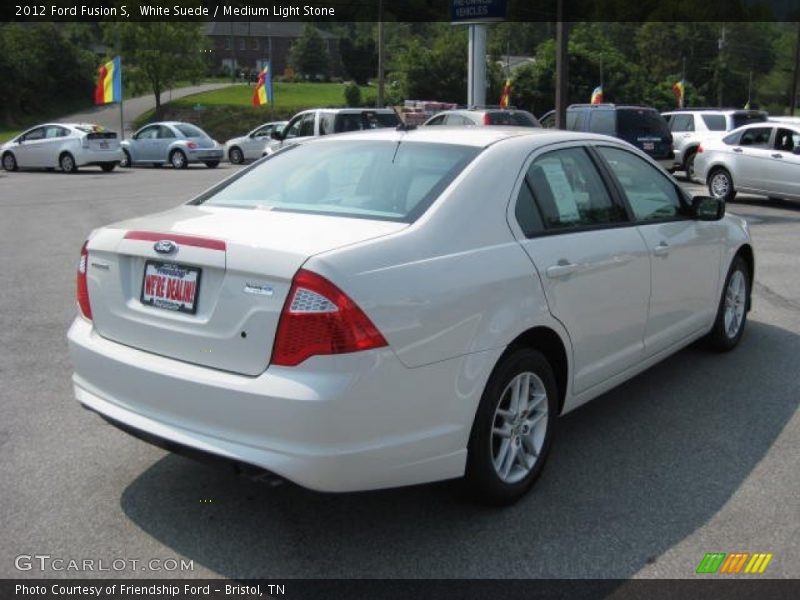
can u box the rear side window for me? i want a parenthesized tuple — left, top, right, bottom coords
(731, 112, 767, 129)
(589, 111, 616, 135)
(517, 147, 626, 233)
(669, 114, 695, 132)
(485, 111, 540, 127)
(598, 146, 682, 222)
(197, 141, 480, 223)
(617, 109, 670, 140)
(701, 114, 727, 131)
(175, 124, 206, 138)
(334, 112, 399, 132)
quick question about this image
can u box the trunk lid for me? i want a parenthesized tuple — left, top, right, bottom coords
(85, 131, 120, 152)
(86, 205, 405, 375)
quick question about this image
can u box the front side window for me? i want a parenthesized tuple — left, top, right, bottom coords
(739, 127, 773, 148)
(517, 146, 626, 233)
(598, 146, 683, 222)
(195, 141, 480, 222)
(134, 126, 158, 140)
(21, 127, 45, 141)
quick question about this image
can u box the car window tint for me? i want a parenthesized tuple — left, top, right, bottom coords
(175, 124, 206, 138)
(44, 126, 66, 138)
(135, 127, 158, 140)
(598, 146, 682, 222)
(732, 112, 767, 128)
(526, 147, 625, 230)
(617, 109, 670, 139)
(198, 141, 479, 223)
(566, 110, 585, 131)
(739, 127, 772, 147)
(426, 115, 446, 126)
(589, 111, 616, 135)
(774, 128, 800, 152)
(515, 176, 544, 236)
(283, 115, 305, 138)
(670, 114, 694, 132)
(445, 114, 470, 125)
(318, 113, 335, 135)
(297, 113, 316, 136)
(158, 126, 176, 139)
(702, 114, 727, 131)
(23, 128, 45, 141)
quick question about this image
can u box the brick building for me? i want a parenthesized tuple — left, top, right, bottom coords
(205, 22, 340, 77)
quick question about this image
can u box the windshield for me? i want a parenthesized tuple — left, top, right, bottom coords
(617, 109, 670, 140)
(194, 140, 480, 222)
(175, 124, 208, 138)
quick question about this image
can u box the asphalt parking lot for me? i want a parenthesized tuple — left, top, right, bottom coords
(1, 165, 798, 579)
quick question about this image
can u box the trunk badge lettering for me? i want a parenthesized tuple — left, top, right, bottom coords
(154, 240, 178, 255)
(244, 283, 274, 297)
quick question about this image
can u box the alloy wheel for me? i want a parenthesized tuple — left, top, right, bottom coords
(724, 270, 746, 339)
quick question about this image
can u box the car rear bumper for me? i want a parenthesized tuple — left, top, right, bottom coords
(67, 317, 473, 492)
(76, 149, 123, 166)
(187, 148, 223, 163)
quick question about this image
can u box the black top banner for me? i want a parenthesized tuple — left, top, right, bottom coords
(3, 0, 800, 22)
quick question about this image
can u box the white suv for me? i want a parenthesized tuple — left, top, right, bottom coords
(662, 109, 767, 180)
(263, 108, 400, 155)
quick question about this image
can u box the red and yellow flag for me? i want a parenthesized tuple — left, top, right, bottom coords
(672, 80, 685, 108)
(590, 86, 603, 105)
(94, 57, 121, 105)
(499, 78, 512, 108)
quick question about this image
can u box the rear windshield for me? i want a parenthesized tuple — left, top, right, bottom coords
(334, 112, 400, 133)
(194, 140, 480, 222)
(617, 109, 670, 140)
(731, 112, 767, 129)
(175, 124, 208, 138)
(485, 111, 541, 127)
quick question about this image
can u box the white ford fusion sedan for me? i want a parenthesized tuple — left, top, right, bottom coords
(68, 127, 754, 504)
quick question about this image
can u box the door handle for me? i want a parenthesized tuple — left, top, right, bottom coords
(546, 261, 578, 279)
(652, 242, 670, 257)
(733, 147, 743, 153)
(771, 153, 783, 159)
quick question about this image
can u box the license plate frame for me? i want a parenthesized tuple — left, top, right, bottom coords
(140, 260, 202, 315)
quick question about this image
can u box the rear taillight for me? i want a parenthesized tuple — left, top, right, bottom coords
(76, 241, 92, 320)
(272, 269, 387, 366)
(697, 145, 704, 153)
(187, 141, 198, 149)
(483, 113, 491, 125)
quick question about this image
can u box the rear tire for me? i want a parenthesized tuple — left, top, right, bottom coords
(204, 160, 220, 168)
(228, 147, 244, 164)
(708, 168, 736, 203)
(703, 256, 750, 352)
(2, 152, 17, 171)
(465, 348, 557, 505)
(100, 162, 116, 172)
(170, 149, 187, 169)
(59, 152, 78, 173)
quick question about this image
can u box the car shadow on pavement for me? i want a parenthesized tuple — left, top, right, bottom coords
(120, 319, 799, 578)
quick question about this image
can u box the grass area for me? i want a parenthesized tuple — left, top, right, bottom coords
(173, 82, 372, 110)
(0, 130, 22, 143)
(133, 82, 376, 143)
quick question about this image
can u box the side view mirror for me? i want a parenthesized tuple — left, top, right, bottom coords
(270, 130, 283, 141)
(691, 195, 725, 221)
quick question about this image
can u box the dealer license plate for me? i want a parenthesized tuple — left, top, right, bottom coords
(141, 260, 201, 314)
(642, 142, 655, 151)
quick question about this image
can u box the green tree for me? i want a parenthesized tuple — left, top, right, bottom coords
(103, 20, 206, 110)
(289, 25, 331, 80)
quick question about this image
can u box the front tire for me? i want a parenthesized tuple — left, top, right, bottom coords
(2, 152, 17, 171)
(465, 348, 557, 505)
(228, 147, 244, 164)
(59, 152, 78, 173)
(704, 256, 750, 352)
(170, 149, 187, 169)
(708, 168, 736, 203)
(120, 149, 132, 168)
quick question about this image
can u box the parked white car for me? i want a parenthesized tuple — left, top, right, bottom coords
(1, 123, 122, 173)
(224, 121, 287, 164)
(68, 127, 753, 504)
(662, 109, 767, 180)
(694, 121, 800, 203)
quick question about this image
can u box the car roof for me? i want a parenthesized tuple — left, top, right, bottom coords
(569, 103, 658, 111)
(299, 108, 397, 115)
(299, 125, 626, 149)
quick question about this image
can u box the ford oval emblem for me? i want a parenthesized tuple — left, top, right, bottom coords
(154, 240, 178, 254)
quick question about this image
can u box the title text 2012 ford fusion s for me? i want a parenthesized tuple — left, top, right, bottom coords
(68, 127, 753, 504)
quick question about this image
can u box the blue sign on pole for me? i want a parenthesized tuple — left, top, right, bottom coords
(450, 0, 507, 24)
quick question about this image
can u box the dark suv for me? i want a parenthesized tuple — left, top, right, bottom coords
(565, 104, 674, 170)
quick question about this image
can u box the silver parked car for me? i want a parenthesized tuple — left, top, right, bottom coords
(224, 121, 287, 164)
(662, 109, 767, 180)
(694, 121, 800, 203)
(121, 122, 223, 169)
(1, 123, 122, 173)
